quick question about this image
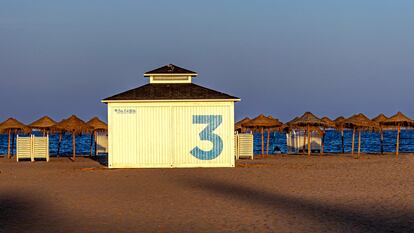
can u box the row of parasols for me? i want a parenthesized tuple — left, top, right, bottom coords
(0, 115, 108, 160)
(235, 112, 414, 159)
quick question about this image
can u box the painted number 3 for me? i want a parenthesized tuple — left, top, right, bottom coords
(190, 115, 223, 160)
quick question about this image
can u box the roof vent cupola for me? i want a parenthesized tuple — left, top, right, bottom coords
(144, 64, 197, 84)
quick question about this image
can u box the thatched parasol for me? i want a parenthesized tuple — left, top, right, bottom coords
(320, 117, 336, 154)
(87, 117, 108, 156)
(235, 117, 251, 133)
(334, 116, 347, 153)
(0, 118, 29, 159)
(54, 115, 92, 160)
(242, 114, 283, 157)
(382, 112, 414, 158)
(372, 114, 389, 154)
(290, 112, 327, 156)
(29, 116, 57, 135)
(344, 114, 379, 159)
(321, 117, 336, 129)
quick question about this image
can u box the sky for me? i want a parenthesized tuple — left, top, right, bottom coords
(1, 0, 414, 123)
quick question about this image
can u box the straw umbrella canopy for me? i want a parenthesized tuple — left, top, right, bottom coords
(242, 114, 283, 157)
(290, 112, 327, 156)
(372, 114, 389, 154)
(29, 116, 57, 135)
(344, 113, 379, 159)
(86, 117, 108, 156)
(235, 117, 251, 133)
(321, 117, 336, 129)
(54, 115, 92, 160)
(0, 118, 29, 159)
(382, 112, 414, 158)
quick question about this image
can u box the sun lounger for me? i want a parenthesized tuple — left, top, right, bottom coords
(16, 135, 49, 162)
(235, 132, 254, 160)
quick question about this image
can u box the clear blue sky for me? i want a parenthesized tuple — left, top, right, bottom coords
(1, 0, 413, 123)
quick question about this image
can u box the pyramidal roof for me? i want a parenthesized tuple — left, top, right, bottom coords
(144, 64, 197, 76)
(103, 64, 239, 102)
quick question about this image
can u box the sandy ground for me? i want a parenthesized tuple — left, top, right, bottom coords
(0, 154, 414, 233)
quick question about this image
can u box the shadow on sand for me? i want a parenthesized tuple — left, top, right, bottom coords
(178, 177, 414, 233)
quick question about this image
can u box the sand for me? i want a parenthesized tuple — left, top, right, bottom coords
(0, 154, 413, 233)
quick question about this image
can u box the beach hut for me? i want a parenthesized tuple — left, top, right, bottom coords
(54, 115, 92, 160)
(102, 64, 240, 168)
(242, 114, 282, 157)
(372, 114, 389, 154)
(86, 117, 108, 156)
(0, 118, 29, 159)
(334, 116, 346, 153)
(29, 116, 57, 136)
(344, 114, 378, 159)
(235, 117, 250, 133)
(290, 112, 327, 156)
(382, 112, 414, 158)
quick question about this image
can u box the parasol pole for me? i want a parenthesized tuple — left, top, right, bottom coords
(321, 130, 325, 156)
(380, 127, 384, 155)
(261, 127, 264, 158)
(57, 132, 62, 157)
(89, 131, 94, 156)
(302, 128, 306, 155)
(396, 125, 400, 159)
(341, 129, 345, 153)
(266, 128, 270, 157)
(94, 131, 97, 156)
(72, 132, 76, 161)
(7, 129, 11, 159)
(351, 127, 355, 158)
(11, 131, 15, 157)
(357, 128, 361, 159)
(307, 124, 311, 157)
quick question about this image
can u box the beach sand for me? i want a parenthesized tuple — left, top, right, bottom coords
(0, 154, 413, 232)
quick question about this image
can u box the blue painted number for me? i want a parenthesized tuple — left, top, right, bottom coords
(190, 115, 223, 160)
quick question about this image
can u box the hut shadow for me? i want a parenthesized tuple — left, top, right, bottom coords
(178, 177, 414, 233)
(0, 194, 57, 232)
(89, 154, 108, 166)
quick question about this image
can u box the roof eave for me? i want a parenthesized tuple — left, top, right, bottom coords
(102, 98, 240, 103)
(144, 73, 198, 77)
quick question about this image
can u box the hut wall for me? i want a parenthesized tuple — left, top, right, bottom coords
(107, 101, 235, 168)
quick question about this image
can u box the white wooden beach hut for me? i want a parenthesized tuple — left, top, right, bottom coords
(102, 64, 240, 168)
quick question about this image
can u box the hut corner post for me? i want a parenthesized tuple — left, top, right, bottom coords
(396, 125, 400, 159)
(357, 129, 361, 159)
(351, 128, 355, 158)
